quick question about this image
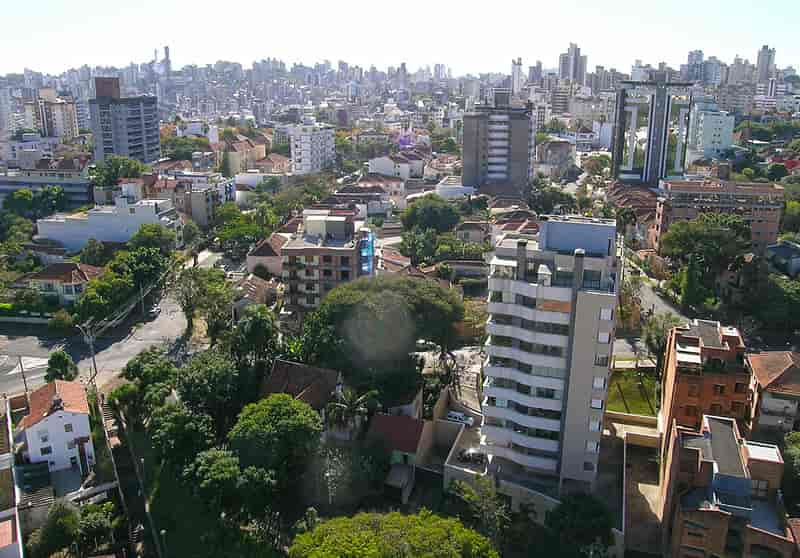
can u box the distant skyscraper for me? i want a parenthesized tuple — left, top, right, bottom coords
(756, 45, 776, 83)
(528, 61, 543, 86)
(462, 89, 533, 193)
(511, 57, 523, 97)
(558, 43, 587, 85)
(89, 77, 160, 164)
(611, 75, 693, 184)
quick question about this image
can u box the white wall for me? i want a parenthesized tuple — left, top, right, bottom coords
(24, 411, 95, 473)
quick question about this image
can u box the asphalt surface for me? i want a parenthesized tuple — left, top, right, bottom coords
(0, 296, 186, 396)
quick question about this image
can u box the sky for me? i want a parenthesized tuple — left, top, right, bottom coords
(2, 0, 798, 77)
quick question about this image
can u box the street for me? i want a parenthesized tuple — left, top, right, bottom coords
(0, 296, 186, 396)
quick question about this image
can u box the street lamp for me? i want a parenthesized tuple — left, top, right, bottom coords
(160, 529, 168, 557)
(76, 323, 98, 386)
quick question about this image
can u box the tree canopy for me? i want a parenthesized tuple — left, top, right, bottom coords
(401, 195, 460, 233)
(162, 135, 211, 160)
(91, 155, 149, 188)
(289, 510, 499, 558)
(228, 394, 322, 486)
(45, 350, 78, 382)
(544, 493, 614, 556)
(3, 186, 67, 219)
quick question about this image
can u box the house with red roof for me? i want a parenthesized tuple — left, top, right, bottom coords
(748, 351, 800, 435)
(14, 262, 103, 306)
(16, 381, 94, 475)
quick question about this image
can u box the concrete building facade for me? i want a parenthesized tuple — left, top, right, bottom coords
(89, 77, 161, 164)
(290, 123, 335, 175)
(483, 216, 619, 497)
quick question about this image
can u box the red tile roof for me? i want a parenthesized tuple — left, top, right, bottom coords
(21, 263, 103, 285)
(261, 360, 339, 411)
(748, 352, 800, 397)
(249, 233, 288, 258)
(367, 413, 424, 454)
(19, 380, 90, 430)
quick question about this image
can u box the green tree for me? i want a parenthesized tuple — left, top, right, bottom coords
(768, 163, 789, 181)
(401, 195, 460, 233)
(175, 266, 204, 332)
(183, 449, 243, 516)
(326, 388, 377, 430)
(27, 500, 80, 558)
(400, 227, 437, 266)
(679, 254, 708, 309)
(108, 383, 144, 427)
(79, 238, 116, 266)
(224, 305, 279, 370)
(91, 155, 149, 188)
(182, 220, 201, 245)
(783, 432, 800, 512)
(448, 477, 510, 551)
(4, 188, 34, 216)
(220, 150, 232, 177)
(289, 510, 499, 558)
(45, 350, 78, 382)
(201, 280, 234, 346)
(642, 312, 684, 375)
(751, 274, 800, 337)
(150, 403, 215, 471)
(78, 502, 117, 553)
(544, 493, 614, 556)
(783, 201, 800, 233)
(529, 185, 576, 214)
(129, 223, 176, 256)
(162, 135, 211, 160)
(121, 346, 176, 387)
(178, 349, 243, 438)
(228, 394, 322, 486)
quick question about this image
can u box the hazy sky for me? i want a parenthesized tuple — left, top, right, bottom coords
(2, 0, 798, 76)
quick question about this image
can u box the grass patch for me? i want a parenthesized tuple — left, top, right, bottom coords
(607, 371, 657, 416)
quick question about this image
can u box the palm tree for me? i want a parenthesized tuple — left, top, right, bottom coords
(326, 389, 378, 433)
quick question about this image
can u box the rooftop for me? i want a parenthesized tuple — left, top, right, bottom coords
(748, 351, 800, 397)
(18, 380, 90, 431)
(367, 413, 424, 455)
(260, 360, 339, 411)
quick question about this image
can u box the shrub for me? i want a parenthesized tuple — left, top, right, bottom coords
(48, 309, 75, 334)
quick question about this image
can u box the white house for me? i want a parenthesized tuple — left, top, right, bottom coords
(15, 262, 103, 306)
(16, 381, 95, 475)
(36, 196, 182, 252)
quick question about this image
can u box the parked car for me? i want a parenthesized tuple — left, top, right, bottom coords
(458, 448, 485, 464)
(147, 306, 161, 319)
(445, 411, 474, 427)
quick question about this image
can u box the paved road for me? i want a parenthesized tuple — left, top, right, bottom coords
(0, 297, 186, 396)
(637, 276, 690, 324)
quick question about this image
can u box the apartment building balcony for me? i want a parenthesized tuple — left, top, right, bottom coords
(483, 363, 565, 387)
(486, 322, 568, 349)
(298, 283, 320, 294)
(482, 403, 561, 432)
(487, 301, 570, 327)
(488, 277, 572, 302)
(481, 425, 560, 454)
(485, 343, 567, 372)
(483, 382, 562, 412)
(483, 442, 558, 472)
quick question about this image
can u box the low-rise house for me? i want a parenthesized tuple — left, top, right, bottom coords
(16, 381, 95, 475)
(660, 415, 795, 558)
(15, 262, 103, 306)
(36, 196, 182, 252)
(367, 413, 432, 504)
(454, 221, 489, 244)
(748, 351, 800, 435)
(261, 360, 340, 413)
(766, 240, 800, 278)
(247, 233, 290, 278)
(357, 174, 407, 210)
(233, 274, 279, 319)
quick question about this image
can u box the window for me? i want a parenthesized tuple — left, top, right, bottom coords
(593, 376, 606, 390)
(734, 382, 748, 394)
(341, 270, 350, 280)
(322, 255, 332, 264)
(731, 401, 744, 415)
(305, 295, 315, 305)
(304, 268, 313, 276)
(585, 441, 600, 454)
(340, 256, 350, 266)
(710, 403, 722, 415)
(536, 387, 557, 399)
(66, 440, 76, 450)
(600, 308, 613, 321)
(752, 479, 768, 499)
(590, 399, 603, 410)
(40, 446, 53, 456)
(685, 405, 699, 417)
(305, 256, 314, 263)
(597, 332, 610, 344)
(323, 269, 332, 278)
(38, 430, 49, 443)
(713, 384, 725, 396)
(64, 424, 73, 433)
(583, 461, 595, 472)
(595, 354, 610, 367)
(589, 418, 602, 432)
(687, 383, 700, 397)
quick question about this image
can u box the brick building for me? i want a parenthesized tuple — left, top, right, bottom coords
(660, 320, 750, 438)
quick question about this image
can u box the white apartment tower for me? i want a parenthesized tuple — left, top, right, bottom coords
(482, 216, 619, 500)
(511, 58, 524, 97)
(290, 123, 336, 175)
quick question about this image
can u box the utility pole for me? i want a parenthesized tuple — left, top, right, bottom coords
(77, 324, 99, 386)
(140, 282, 146, 315)
(18, 356, 29, 403)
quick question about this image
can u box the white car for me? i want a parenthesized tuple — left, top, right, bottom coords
(445, 411, 474, 427)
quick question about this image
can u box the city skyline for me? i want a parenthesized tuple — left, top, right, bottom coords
(2, 0, 798, 77)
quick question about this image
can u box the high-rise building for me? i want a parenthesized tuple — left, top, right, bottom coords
(687, 97, 735, 160)
(684, 50, 704, 82)
(611, 76, 693, 184)
(511, 57, 524, 97)
(289, 123, 335, 175)
(527, 61, 543, 86)
(89, 77, 160, 164)
(461, 89, 533, 193)
(558, 43, 587, 85)
(23, 88, 79, 140)
(482, 215, 619, 500)
(756, 45, 776, 83)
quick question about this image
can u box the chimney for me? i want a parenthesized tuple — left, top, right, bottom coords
(51, 394, 63, 412)
(516, 239, 528, 281)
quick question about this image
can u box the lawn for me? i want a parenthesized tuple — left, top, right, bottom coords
(607, 371, 657, 416)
